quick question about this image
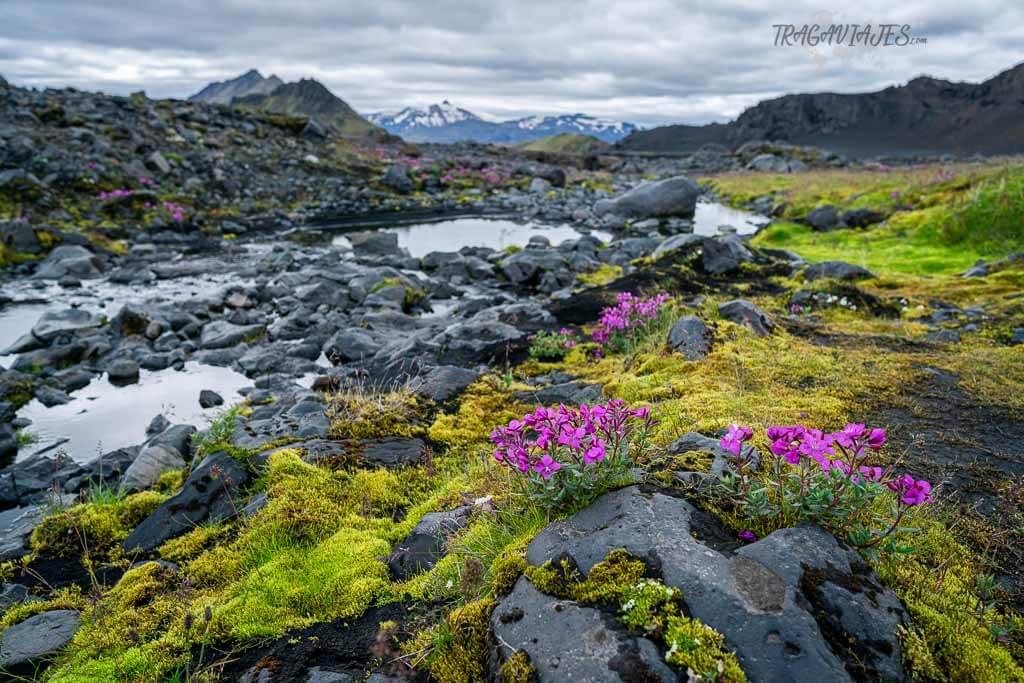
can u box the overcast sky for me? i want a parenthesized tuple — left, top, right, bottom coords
(2, 1, 1022, 126)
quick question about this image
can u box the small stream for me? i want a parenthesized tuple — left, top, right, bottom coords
(2, 206, 767, 464)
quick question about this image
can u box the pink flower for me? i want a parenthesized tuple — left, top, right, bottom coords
(584, 439, 606, 465)
(720, 424, 753, 456)
(867, 428, 886, 450)
(534, 455, 561, 479)
(887, 475, 933, 506)
(738, 530, 757, 543)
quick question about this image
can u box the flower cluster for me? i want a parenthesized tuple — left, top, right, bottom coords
(591, 292, 670, 351)
(527, 328, 578, 361)
(718, 422, 934, 554)
(490, 400, 656, 509)
(162, 201, 186, 223)
(98, 188, 135, 200)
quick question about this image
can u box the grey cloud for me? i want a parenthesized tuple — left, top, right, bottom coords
(0, 0, 1020, 127)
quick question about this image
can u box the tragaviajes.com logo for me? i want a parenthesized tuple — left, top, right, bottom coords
(773, 23, 927, 47)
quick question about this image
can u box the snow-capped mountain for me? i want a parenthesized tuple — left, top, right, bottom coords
(367, 102, 637, 144)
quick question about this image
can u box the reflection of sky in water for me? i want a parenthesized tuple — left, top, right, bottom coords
(692, 201, 770, 236)
(334, 218, 613, 258)
(17, 362, 252, 463)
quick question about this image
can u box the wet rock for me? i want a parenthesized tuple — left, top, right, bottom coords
(106, 358, 140, 385)
(701, 236, 753, 275)
(323, 329, 379, 365)
(146, 414, 171, 436)
(359, 437, 425, 468)
(433, 320, 525, 365)
(596, 175, 700, 219)
(652, 233, 702, 258)
(123, 451, 251, 552)
(0, 505, 44, 561)
(0, 453, 82, 507)
(0, 583, 32, 615)
(32, 245, 102, 280)
(61, 446, 139, 494)
(53, 367, 94, 392)
(121, 444, 186, 492)
(501, 250, 567, 287)
(493, 578, 676, 682)
(412, 365, 478, 403)
(199, 389, 224, 408)
(718, 299, 774, 336)
(0, 425, 16, 461)
(526, 487, 906, 682)
(31, 308, 103, 342)
(35, 385, 72, 407)
(0, 609, 80, 668)
(806, 205, 840, 231)
(200, 320, 265, 349)
(388, 506, 472, 580)
(381, 164, 413, 194)
(804, 261, 875, 282)
(349, 231, 402, 257)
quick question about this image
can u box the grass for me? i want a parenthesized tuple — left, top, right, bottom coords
(708, 163, 1024, 277)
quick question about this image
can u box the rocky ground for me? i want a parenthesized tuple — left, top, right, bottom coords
(0, 78, 1023, 682)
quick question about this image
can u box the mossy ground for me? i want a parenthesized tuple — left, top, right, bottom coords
(4, 161, 1024, 681)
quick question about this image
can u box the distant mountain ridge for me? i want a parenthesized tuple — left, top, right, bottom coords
(188, 69, 283, 105)
(617, 61, 1024, 157)
(368, 101, 637, 144)
(189, 71, 379, 137)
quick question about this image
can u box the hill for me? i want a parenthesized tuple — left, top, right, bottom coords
(618, 61, 1024, 157)
(517, 132, 610, 155)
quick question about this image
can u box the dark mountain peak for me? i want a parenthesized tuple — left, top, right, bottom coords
(618, 59, 1024, 157)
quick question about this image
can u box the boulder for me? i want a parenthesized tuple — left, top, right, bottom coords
(515, 380, 602, 406)
(302, 118, 328, 140)
(804, 261, 875, 282)
(323, 329, 379, 365)
(842, 208, 885, 228)
(1011, 328, 1024, 346)
(359, 437, 425, 468)
(668, 431, 760, 477)
(718, 299, 774, 336)
(0, 221, 41, 254)
(120, 444, 186, 492)
(106, 358, 140, 385)
(597, 176, 700, 219)
(199, 389, 224, 408)
(0, 609, 80, 668)
(145, 151, 172, 175)
(32, 245, 102, 280)
(412, 365, 478, 403)
(348, 231, 402, 257)
(493, 578, 676, 682)
(701, 236, 753, 275)
(524, 487, 907, 682)
(200, 320, 265, 349)
(31, 308, 103, 343)
(123, 451, 251, 552)
(806, 205, 840, 231)
(652, 233, 702, 258)
(0, 505, 43, 561)
(387, 506, 472, 580)
(667, 316, 712, 360)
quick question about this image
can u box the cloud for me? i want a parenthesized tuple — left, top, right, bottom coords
(0, 0, 1020, 126)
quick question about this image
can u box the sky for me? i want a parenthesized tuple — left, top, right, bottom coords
(1, 1, 1022, 127)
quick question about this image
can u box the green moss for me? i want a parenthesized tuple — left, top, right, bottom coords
(577, 263, 623, 287)
(158, 524, 229, 564)
(490, 550, 528, 597)
(0, 586, 84, 630)
(526, 549, 745, 681)
(30, 490, 165, 560)
(663, 615, 746, 682)
(873, 514, 1024, 682)
(428, 599, 495, 683)
(498, 650, 538, 683)
(327, 387, 423, 440)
